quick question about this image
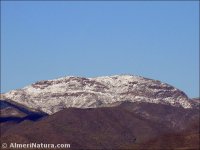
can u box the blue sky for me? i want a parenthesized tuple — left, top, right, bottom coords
(1, 1, 199, 98)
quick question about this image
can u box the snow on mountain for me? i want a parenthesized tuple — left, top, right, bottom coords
(1, 75, 192, 114)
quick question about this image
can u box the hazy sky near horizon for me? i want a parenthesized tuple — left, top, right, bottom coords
(1, 1, 199, 98)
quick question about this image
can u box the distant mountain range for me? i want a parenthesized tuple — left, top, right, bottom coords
(0, 75, 199, 149)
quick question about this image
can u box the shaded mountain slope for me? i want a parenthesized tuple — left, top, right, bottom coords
(1, 102, 199, 149)
(0, 100, 48, 134)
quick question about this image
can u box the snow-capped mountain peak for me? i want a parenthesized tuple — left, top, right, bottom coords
(1, 75, 192, 114)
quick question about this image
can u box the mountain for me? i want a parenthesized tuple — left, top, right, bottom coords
(1, 102, 199, 149)
(0, 100, 47, 135)
(190, 98, 200, 109)
(1, 75, 193, 114)
(0, 75, 199, 149)
(0, 100, 43, 118)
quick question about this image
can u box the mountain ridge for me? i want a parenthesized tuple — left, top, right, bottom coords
(1, 75, 193, 114)
(1, 102, 199, 149)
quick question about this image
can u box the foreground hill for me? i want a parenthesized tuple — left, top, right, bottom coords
(0, 100, 47, 135)
(1, 102, 199, 149)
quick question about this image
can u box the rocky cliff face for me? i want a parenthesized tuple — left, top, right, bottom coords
(1, 75, 192, 114)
